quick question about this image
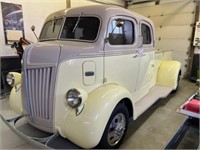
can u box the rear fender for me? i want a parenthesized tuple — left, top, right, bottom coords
(157, 60, 181, 89)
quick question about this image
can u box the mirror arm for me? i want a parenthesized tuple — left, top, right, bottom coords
(104, 37, 109, 43)
(31, 25, 38, 41)
(138, 35, 143, 48)
(33, 31, 39, 41)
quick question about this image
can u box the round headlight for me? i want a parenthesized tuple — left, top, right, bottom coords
(66, 89, 82, 108)
(6, 73, 15, 86)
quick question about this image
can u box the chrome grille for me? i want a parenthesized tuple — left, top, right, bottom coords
(26, 67, 53, 119)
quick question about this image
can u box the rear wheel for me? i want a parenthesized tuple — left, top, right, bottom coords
(98, 103, 129, 149)
(172, 71, 181, 93)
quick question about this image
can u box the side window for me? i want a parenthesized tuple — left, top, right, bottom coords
(108, 18, 134, 45)
(141, 23, 152, 44)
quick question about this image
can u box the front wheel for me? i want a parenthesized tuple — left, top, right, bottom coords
(98, 103, 129, 149)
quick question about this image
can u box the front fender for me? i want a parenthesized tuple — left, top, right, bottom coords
(7, 72, 22, 114)
(157, 60, 181, 89)
(9, 72, 21, 86)
(9, 84, 22, 114)
(62, 84, 132, 148)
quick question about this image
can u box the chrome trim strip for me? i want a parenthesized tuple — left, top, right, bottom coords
(23, 62, 33, 121)
(74, 49, 153, 59)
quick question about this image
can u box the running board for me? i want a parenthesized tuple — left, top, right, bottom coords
(134, 85, 173, 119)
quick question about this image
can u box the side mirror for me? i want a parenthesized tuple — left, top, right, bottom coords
(31, 25, 35, 32)
(111, 18, 124, 33)
(115, 19, 124, 28)
(31, 25, 38, 41)
(138, 36, 143, 48)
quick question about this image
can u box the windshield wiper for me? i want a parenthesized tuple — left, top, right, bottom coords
(72, 12, 83, 33)
(52, 16, 56, 32)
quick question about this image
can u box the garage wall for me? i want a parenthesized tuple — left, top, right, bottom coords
(128, 0, 196, 77)
(0, 0, 66, 57)
(71, 0, 124, 7)
(71, 0, 101, 7)
(194, 2, 200, 54)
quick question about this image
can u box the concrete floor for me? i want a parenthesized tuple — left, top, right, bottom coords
(0, 79, 198, 149)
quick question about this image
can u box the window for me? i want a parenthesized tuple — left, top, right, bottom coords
(60, 17, 100, 41)
(141, 24, 151, 44)
(108, 18, 134, 45)
(40, 18, 63, 40)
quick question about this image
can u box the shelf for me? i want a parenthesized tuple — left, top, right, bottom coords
(177, 92, 200, 119)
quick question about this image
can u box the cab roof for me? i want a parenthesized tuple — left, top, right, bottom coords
(45, 5, 153, 25)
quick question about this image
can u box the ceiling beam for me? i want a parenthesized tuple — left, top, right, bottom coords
(129, 0, 157, 5)
(155, 0, 160, 5)
(66, 0, 71, 8)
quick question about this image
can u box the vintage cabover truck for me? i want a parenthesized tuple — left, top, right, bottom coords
(2, 5, 181, 149)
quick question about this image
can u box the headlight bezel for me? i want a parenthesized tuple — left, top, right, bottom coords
(66, 88, 82, 108)
(6, 73, 15, 87)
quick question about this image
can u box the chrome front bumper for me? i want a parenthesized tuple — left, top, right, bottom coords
(0, 114, 80, 149)
(0, 114, 58, 149)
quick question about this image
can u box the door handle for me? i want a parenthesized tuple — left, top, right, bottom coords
(85, 71, 95, 76)
(141, 54, 146, 57)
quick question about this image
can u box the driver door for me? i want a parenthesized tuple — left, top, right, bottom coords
(104, 16, 140, 95)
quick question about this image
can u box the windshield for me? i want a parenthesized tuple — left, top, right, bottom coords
(39, 18, 63, 40)
(60, 17, 100, 41)
(39, 16, 100, 42)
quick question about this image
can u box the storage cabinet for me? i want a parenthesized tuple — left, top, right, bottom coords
(1, 56, 21, 95)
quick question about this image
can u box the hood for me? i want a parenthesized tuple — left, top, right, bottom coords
(24, 42, 61, 68)
(24, 40, 102, 68)
(58, 40, 101, 62)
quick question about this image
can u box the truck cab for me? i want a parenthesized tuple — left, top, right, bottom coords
(5, 5, 181, 149)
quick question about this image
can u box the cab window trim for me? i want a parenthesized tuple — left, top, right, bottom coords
(141, 21, 153, 45)
(107, 17, 136, 46)
(59, 15, 102, 43)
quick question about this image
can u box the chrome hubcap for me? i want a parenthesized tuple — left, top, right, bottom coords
(107, 113, 126, 146)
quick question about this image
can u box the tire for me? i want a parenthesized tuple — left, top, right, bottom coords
(172, 73, 181, 93)
(98, 103, 129, 149)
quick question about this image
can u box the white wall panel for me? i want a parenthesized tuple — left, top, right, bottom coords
(102, 0, 124, 6)
(155, 39, 190, 52)
(129, 0, 195, 17)
(155, 26, 193, 39)
(71, 0, 124, 7)
(0, 0, 66, 56)
(128, 0, 196, 76)
(156, 39, 190, 75)
(128, 2, 155, 8)
(150, 13, 194, 27)
(71, 0, 101, 7)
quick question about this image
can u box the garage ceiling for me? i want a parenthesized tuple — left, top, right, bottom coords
(127, 0, 200, 5)
(86, 0, 159, 7)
